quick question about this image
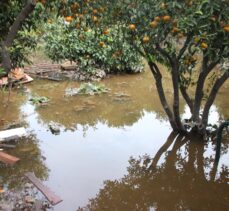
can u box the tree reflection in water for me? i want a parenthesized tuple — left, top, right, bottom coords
(0, 134, 49, 189)
(79, 133, 229, 211)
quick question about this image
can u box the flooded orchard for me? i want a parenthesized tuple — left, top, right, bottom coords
(0, 66, 229, 210)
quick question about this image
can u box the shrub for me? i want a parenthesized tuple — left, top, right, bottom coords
(43, 18, 143, 74)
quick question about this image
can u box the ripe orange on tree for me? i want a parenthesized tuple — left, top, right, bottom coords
(154, 16, 161, 22)
(150, 21, 158, 28)
(65, 16, 73, 22)
(143, 36, 150, 43)
(200, 42, 208, 49)
(163, 15, 171, 22)
(99, 41, 105, 47)
(223, 26, 229, 32)
(129, 24, 136, 30)
(103, 29, 109, 35)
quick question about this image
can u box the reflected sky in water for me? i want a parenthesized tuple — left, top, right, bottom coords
(0, 67, 228, 210)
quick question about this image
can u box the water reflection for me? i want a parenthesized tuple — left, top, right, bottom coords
(79, 132, 229, 211)
(25, 70, 184, 130)
(0, 89, 26, 130)
(0, 134, 49, 189)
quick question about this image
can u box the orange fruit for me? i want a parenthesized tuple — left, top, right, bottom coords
(93, 9, 98, 14)
(65, 16, 73, 22)
(129, 24, 136, 30)
(103, 29, 109, 35)
(200, 42, 208, 49)
(150, 21, 158, 28)
(223, 26, 229, 32)
(154, 16, 161, 22)
(163, 15, 171, 22)
(143, 36, 150, 43)
(92, 16, 98, 22)
(99, 41, 105, 47)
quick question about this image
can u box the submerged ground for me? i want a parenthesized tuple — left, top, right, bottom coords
(0, 65, 229, 210)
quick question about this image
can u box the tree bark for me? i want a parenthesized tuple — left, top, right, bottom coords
(0, 42, 11, 73)
(180, 85, 193, 113)
(193, 55, 221, 123)
(148, 61, 178, 131)
(201, 70, 229, 132)
(192, 55, 209, 122)
(171, 60, 184, 131)
(156, 44, 184, 131)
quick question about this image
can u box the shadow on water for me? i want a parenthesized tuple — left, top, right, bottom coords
(79, 132, 229, 211)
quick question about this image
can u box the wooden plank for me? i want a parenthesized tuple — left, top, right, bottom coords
(0, 127, 26, 142)
(25, 172, 63, 206)
(0, 152, 20, 164)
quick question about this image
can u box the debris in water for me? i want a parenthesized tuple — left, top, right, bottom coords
(0, 151, 20, 165)
(48, 121, 61, 135)
(65, 82, 109, 96)
(25, 172, 63, 206)
(29, 96, 50, 105)
(0, 127, 26, 142)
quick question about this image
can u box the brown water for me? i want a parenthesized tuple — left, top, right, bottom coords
(0, 67, 229, 211)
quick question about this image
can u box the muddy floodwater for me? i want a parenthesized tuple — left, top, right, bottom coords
(0, 67, 229, 210)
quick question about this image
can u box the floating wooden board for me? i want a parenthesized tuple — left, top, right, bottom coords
(0, 127, 26, 142)
(25, 172, 63, 206)
(0, 152, 20, 164)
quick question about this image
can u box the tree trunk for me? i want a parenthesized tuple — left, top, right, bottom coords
(148, 61, 178, 131)
(0, 0, 36, 73)
(180, 85, 193, 113)
(200, 71, 229, 133)
(171, 60, 184, 131)
(192, 56, 219, 123)
(0, 42, 11, 74)
(192, 55, 209, 122)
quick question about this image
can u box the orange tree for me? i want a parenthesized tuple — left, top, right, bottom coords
(0, 0, 65, 75)
(43, 0, 143, 73)
(111, 0, 228, 134)
(43, 0, 229, 134)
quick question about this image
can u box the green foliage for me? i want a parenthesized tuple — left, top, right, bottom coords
(0, 66, 6, 76)
(10, 30, 38, 68)
(65, 82, 109, 96)
(29, 96, 49, 105)
(43, 18, 143, 74)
